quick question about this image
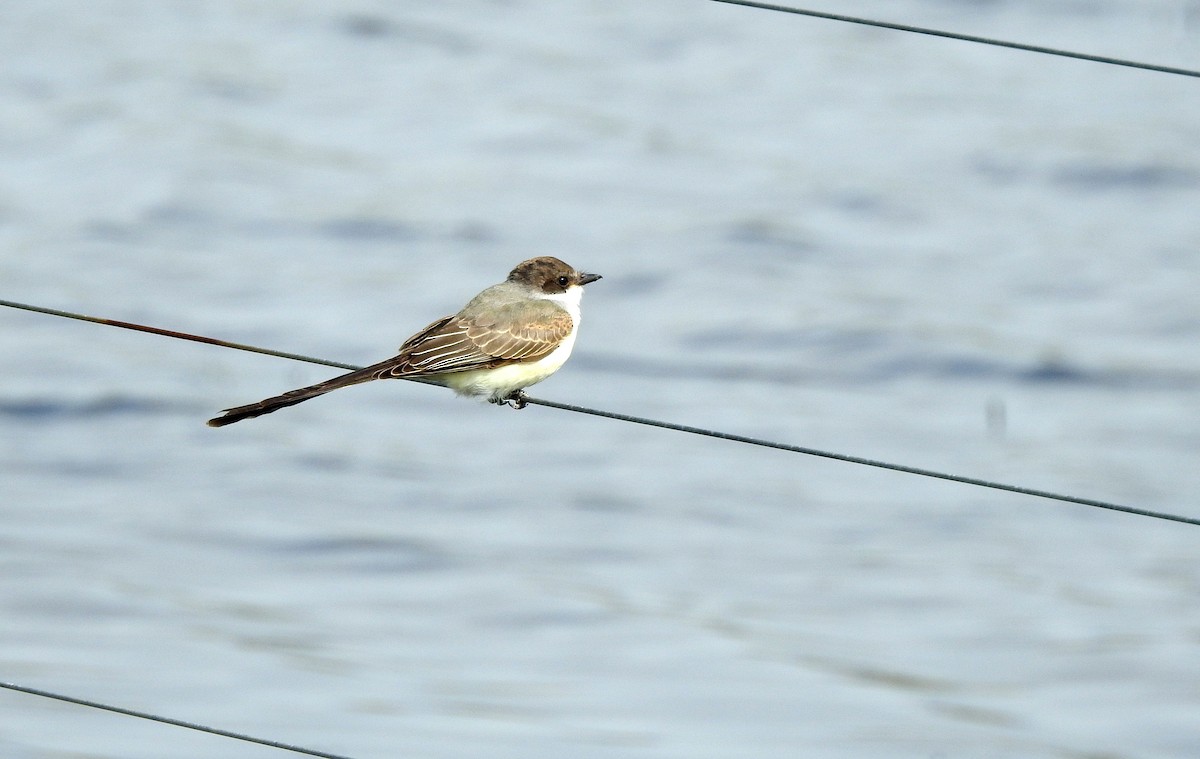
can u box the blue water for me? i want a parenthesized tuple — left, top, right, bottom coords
(3, 2, 1200, 757)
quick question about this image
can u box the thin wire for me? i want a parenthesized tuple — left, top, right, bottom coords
(4, 298, 1197, 526)
(529, 397, 1200, 526)
(0, 681, 360, 759)
(708, 0, 1200, 79)
(1, 299, 359, 372)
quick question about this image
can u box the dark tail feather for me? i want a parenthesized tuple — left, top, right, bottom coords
(207, 364, 384, 427)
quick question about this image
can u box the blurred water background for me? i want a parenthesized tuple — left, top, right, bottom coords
(2, 1, 1200, 757)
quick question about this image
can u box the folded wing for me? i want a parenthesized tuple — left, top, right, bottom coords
(374, 300, 573, 379)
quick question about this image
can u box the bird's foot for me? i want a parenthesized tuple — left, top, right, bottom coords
(493, 390, 528, 410)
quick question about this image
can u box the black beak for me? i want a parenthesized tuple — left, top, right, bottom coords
(578, 272, 602, 286)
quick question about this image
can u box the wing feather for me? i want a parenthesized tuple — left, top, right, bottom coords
(370, 301, 573, 379)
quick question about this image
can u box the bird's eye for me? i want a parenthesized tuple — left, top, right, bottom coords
(557, 275, 570, 287)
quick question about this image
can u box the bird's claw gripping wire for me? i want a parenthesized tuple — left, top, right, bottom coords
(489, 390, 529, 409)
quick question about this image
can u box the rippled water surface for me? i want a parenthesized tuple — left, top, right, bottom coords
(2, 2, 1200, 757)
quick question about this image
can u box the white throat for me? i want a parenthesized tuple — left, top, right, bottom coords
(536, 284, 584, 323)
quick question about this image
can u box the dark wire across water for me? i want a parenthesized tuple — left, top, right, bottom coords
(0, 681, 360, 759)
(707, 0, 1200, 79)
(3, 298, 1196, 527)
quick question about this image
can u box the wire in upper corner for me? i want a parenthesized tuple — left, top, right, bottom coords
(707, 0, 1200, 79)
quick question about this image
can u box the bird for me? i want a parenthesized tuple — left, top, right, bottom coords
(207, 256, 600, 426)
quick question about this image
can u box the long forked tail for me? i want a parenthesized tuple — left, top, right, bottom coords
(207, 363, 387, 427)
